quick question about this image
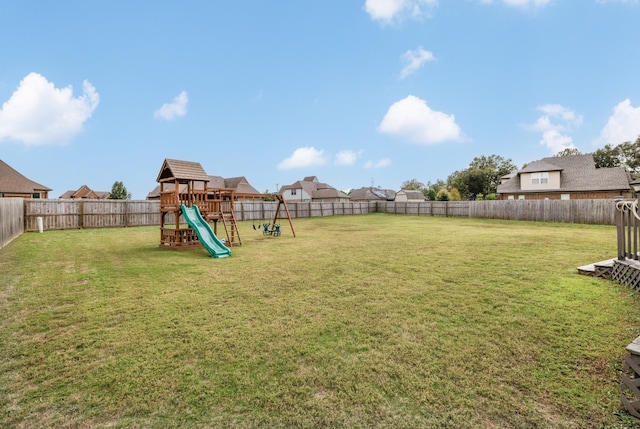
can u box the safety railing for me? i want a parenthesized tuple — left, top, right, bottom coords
(616, 199, 640, 261)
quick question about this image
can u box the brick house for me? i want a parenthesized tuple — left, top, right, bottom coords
(497, 154, 632, 200)
(59, 185, 110, 199)
(0, 159, 51, 198)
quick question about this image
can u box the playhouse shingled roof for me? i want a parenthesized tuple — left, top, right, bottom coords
(156, 159, 210, 183)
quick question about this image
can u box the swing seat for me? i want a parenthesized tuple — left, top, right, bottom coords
(263, 223, 272, 236)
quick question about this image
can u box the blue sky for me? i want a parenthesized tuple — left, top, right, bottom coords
(1, 0, 640, 199)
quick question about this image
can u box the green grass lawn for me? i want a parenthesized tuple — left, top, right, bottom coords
(2, 214, 640, 428)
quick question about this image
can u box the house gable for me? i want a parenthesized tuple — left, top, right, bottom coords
(60, 185, 110, 199)
(519, 171, 561, 191)
(0, 159, 51, 198)
(224, 176, 261, 196)
(496, 154, 631, 200)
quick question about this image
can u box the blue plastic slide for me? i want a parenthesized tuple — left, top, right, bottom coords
(180, 204, 231, 258)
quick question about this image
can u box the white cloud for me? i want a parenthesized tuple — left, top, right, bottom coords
(378, 95, 464, 145)
(364, 0, 438, 23)
(540, 129, 574, 154)
(526, 104, 582, 153)
(0, 72, 99, 145)
(537, 104, 582, 125)
(479, 0, 552, 7)
(154, 91, 188, 121)
(364, 158, 391, 168)
(334, 149, 363, 166)
(277, 146, 329, 170)
(400, 47, 435, 79)
(595, 99, 640, 146)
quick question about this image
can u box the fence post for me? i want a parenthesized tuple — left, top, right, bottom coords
(79, 201, 84, 229)
(23, 199, 28, 232)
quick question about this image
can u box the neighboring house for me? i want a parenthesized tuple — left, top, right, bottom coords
(394, 189, 427, 202)
(60, 185, 110, 199)
(210, 176, 263, 201)
(146, 175, 262, 200)
(0, 159, 51, 198)
(349, 187, 396, 202)
(496, 154, 632, 200)
(280, 176, 350, 203)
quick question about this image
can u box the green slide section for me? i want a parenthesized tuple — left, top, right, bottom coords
(180, 204, 231, 258)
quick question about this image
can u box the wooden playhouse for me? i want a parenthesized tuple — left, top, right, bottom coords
(157, 158, 241, 249)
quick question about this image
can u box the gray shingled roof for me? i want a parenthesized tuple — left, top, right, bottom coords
(497, 154, 631, 194)
(398, 189, 427, 200)
(519, 159, 565, 173)
(148, 175, 262, 198)
(282, 177, 350, 200)
(224, 177, 261, 195)
(207, 175, 226, 188)
(349, 187, 396, 201)
(0, 159, 51, 194)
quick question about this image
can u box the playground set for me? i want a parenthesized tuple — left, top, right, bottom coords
(157, 158, 294, 258)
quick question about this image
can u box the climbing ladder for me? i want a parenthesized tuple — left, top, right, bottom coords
(220, 208, 241, 246)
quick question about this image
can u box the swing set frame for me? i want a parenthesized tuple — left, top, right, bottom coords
(253, 194, 296, 238)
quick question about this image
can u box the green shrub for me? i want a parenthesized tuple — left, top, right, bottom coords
(436, 188, 449, 201)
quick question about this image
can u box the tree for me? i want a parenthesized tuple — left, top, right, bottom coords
(447, 155, 516, 200)
(446, 170, 469, 199)
(424, 180, 445, 200)
(448, 188, 462, 201)
(109, 181, 131, 200)
(617, 137, 640, 173)
(401, 178, 424, 190)
(593, 143, 621, 169)
(554, 147, 581, 157)
(592, 136, 640, 171)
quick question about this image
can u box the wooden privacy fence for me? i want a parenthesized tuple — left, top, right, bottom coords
(0, 198, 24, 249)
(23, 199, 162, 231)
(469, 199, 617, 225)
(0, 198, 621, 238)
(19, 200, 378, 231)
(376, 201, 470, 217)
(235, 201, 377, 222)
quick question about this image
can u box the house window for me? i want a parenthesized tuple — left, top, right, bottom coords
(531, 172, 549, 185)
(518, 195, 525, 200)
(508, 195, 515, 200)
(32, 193, 41, 199)
(561, 193, 570, 200)
(291, 189, 297, 196)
